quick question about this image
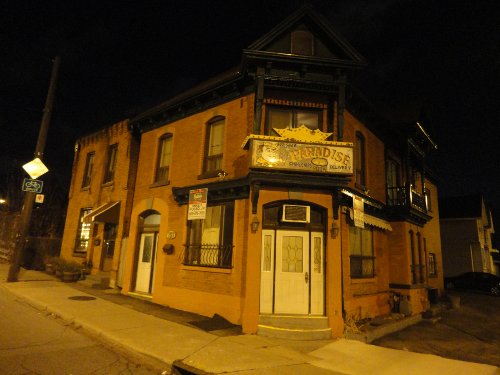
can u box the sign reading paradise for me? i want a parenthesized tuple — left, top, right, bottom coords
(249, 139, 353, 175)
(188, 188, 208, 220)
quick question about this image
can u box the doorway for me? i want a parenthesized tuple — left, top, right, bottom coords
(261, 229, 324, 314)
(134, 212, 160, 294)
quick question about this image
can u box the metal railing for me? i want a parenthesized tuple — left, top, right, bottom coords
(183, 243, 233, 268)
(387, 185, 427, 212)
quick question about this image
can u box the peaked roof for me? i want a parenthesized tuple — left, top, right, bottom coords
(439, 194, 484, 219)
(245, 4, 366, 68)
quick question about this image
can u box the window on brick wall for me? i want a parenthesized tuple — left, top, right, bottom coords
(184, 202, 234, 268)
(355, 132, 366, 188)
(428, 252, 437, 277)
(202, 117, 224, 176)
(75, 208, 92, 254)
(349, 225, 374, 278)
(103, 144, 117, 184)
(265, 106, 321, 135)
(155, 134, 173, 184)
(82, 152, 94, 189)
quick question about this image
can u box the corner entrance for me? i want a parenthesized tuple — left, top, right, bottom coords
(259, 202, 326, 315)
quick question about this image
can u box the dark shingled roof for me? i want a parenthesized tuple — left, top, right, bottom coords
(439, 194, 483, 219)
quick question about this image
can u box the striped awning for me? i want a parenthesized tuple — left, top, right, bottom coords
(346, 208, 392, 231)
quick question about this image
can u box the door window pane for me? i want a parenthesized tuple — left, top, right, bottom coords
(263, 234, 272, 271)
(142, 236, 153, 263)
(313, 236, 321, 273)
(282, 236, 303, 273)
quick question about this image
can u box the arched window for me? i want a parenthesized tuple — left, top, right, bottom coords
(355, 132, 366, 187)
(202, 116, 225, 175)
(155, 133, 173, 184)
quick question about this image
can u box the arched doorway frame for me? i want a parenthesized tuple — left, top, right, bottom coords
(132, 209, 160, 294)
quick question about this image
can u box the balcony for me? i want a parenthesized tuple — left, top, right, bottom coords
(387, 185, 431, 225)
(387, 185, 427, 212)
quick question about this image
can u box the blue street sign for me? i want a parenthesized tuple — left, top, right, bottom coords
(22, 178, 43, 193)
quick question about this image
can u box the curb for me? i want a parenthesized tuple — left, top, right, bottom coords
(1, 283, 172, 373)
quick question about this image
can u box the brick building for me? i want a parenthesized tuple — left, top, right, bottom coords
(60, 120, 139, 287)
(61, 6, 443, 338)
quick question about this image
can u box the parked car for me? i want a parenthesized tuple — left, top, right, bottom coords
(445, 272, 500, 296)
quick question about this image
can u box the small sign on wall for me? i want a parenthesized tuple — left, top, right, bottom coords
(353, 196, 365, 228)
(188, 188, 208, 220)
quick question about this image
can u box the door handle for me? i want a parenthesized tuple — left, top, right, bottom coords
(305, 271, 309, 284)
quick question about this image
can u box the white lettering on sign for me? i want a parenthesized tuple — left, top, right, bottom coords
(188, 188, 208, 220)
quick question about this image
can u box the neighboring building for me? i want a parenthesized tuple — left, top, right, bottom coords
(111, 6, 443, 339)
(60, 120, 139, 287)
(440, 194, 497, 277)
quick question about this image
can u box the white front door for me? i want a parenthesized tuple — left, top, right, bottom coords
(135, 232, 157, 293)
(275, 231, 310, 314)
(260, 230, 325, 315)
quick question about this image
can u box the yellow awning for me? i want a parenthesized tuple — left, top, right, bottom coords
(346, 208, 392, 231)
(363, 214, 392, 231)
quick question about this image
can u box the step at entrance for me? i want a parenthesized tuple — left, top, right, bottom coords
(257, 315, 331, 340)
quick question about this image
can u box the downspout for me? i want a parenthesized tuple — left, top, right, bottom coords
(340, 212, 345, 320)
(469, 242, 475, 272)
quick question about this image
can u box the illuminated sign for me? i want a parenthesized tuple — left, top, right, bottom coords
(249, 139, 353, 175)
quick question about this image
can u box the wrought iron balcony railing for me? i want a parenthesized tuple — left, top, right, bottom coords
(183, 243, 233, 268)
(387, 185, 427, 212)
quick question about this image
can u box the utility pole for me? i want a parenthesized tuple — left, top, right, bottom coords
(7, 56, 61, 282)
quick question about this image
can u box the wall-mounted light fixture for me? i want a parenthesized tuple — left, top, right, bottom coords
(330, 221, 339, 239)
(251, 216, 260, 232)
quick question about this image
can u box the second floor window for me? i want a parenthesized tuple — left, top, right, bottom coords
(355, 132, 366, 188)
(103, 144, 117, 184)
(184, 202, 234, 268)
(203, 117, 224, 175)
(155, 134, 173, 184)
(386, 158, 401, 205)
(265, 106, 321, 135)
(349, 225, 374, 278)
(82, 152, 95, 189)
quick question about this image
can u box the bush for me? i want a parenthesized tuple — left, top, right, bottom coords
(62, 261, 83, 273)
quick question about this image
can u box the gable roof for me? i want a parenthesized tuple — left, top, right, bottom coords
(246, 4, 366, 68)
(439, 194, 484, 219)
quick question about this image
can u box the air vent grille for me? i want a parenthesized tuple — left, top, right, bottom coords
(281, 205, 310, 223)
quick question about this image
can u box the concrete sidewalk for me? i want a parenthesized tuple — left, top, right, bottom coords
(0, 264, 498, 375)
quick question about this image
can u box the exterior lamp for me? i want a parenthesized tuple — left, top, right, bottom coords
(0, 198, 6, 205)
(330, 221, 339, 239)
(251, 216, 260, 232)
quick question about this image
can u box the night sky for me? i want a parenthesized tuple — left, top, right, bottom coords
(1, 1, 500, 221)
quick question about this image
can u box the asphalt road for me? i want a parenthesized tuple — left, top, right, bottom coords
(374, 291, 500, 368)
(0, 287, 166, 375)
